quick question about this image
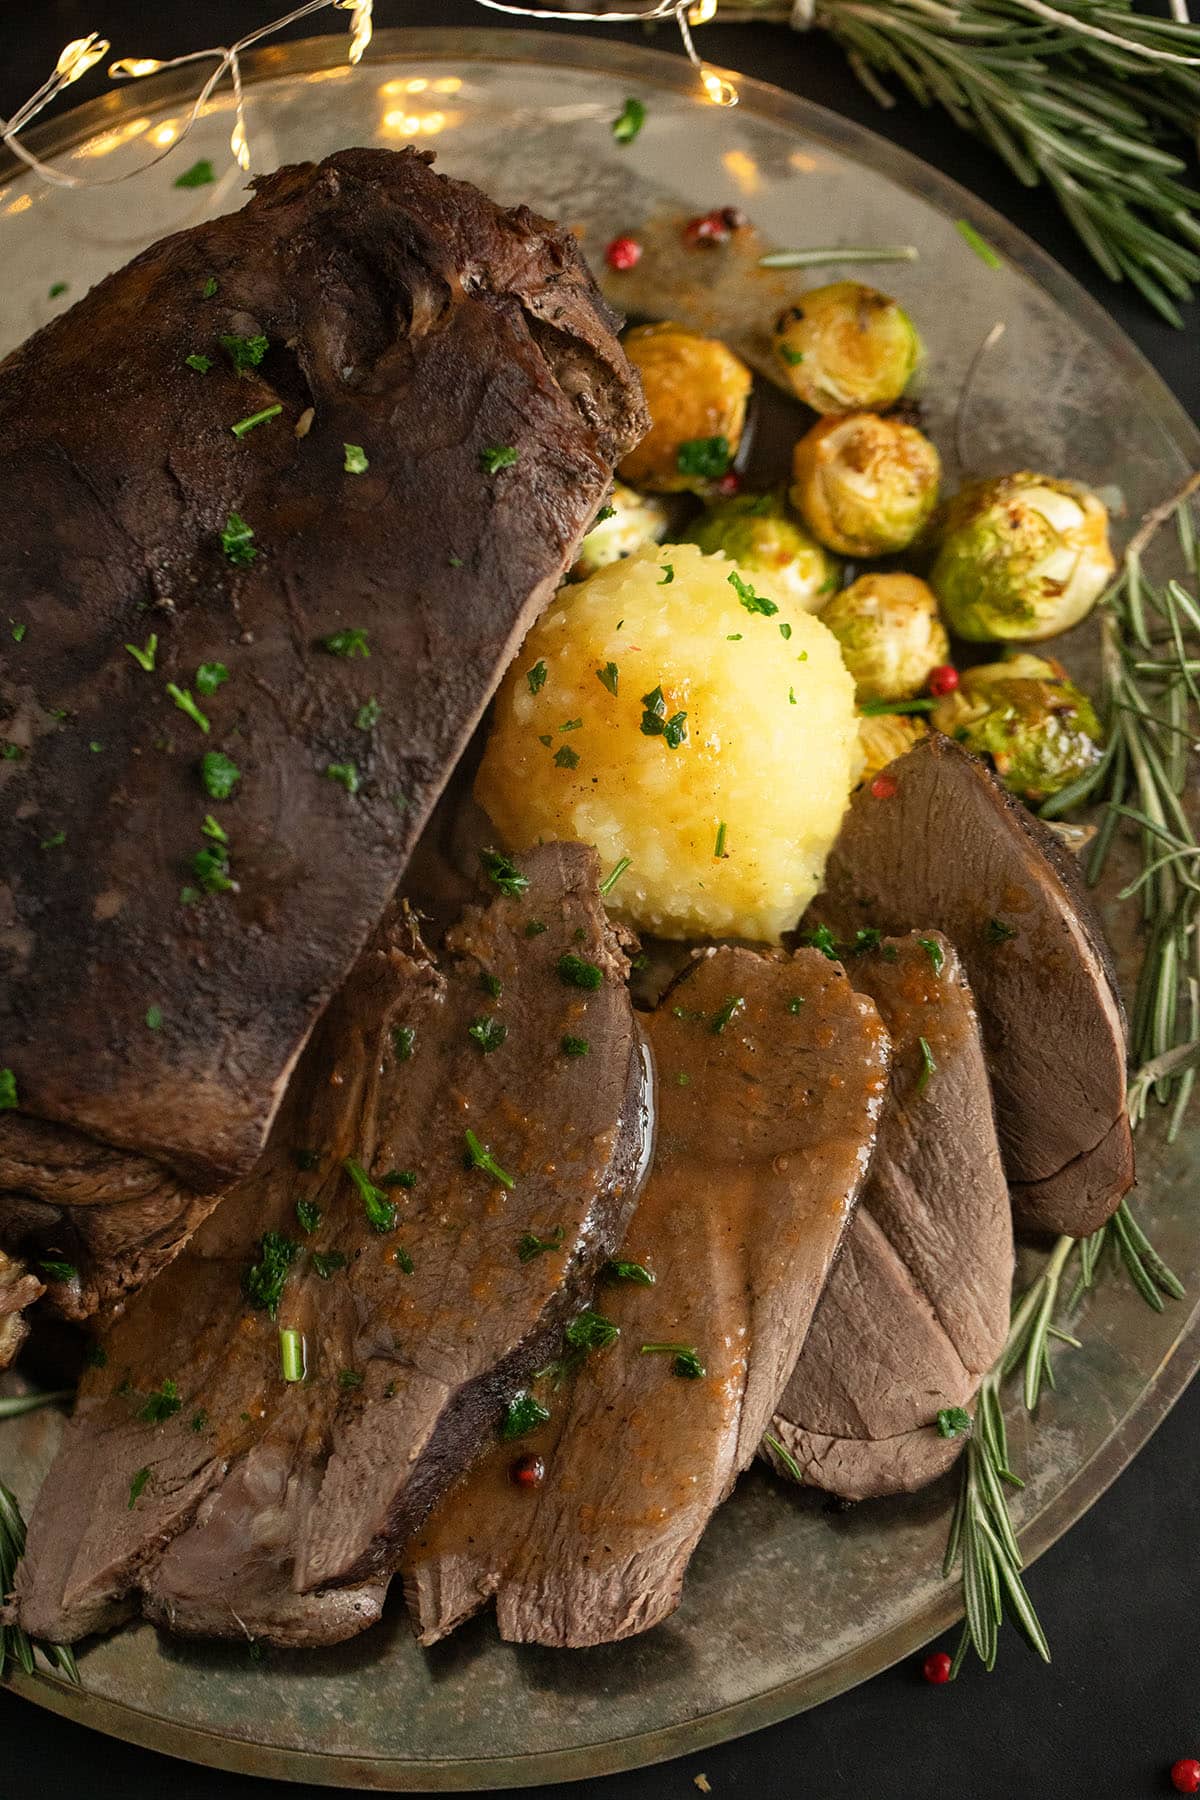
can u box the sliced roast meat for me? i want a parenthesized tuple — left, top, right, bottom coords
(764, 932, 1013, 1500)
(404, 945, 891, 1649)
(0, 145, 646, 1217)
(817, 733, 1132, 1236)
(15, 844, 652, 1645)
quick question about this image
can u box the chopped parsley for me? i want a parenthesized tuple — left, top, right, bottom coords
(294, 1149, 321, 1171)
(480, 971, 503, 1000)
(312, 1250, 348, 1281)
(355, 698, 381, 731)
(201, 812, 228, 844)
(788, 687, 797, 705)
(525, 919, 548, 938)
(242, 1231, 300, 1318)
(937, 1405, 974, 1439)
(37, 1257, 78, 1282)
(326, 761, 359, 794)
(848, 927, 883, 955)
(221, 512, 257, 565)
(10, 621, 26, 642)
(481, 847, 529, 897)
(565, 1309, 620, 1353)
(728, 570, 778, 617)
(201, 276, 218, 298)
(986, 918, 1018, 944)
(527, 660, 549, 696)
(219, 332, 269, 371)
(40, 831, 66, 851)
(344, 443, 369, 474)
(339, 1369, 364, 1390)
(1, 744, 23, 761)
(554, 745, 580, 770)
(561, 1034, 590, 1058)
(48, 281, 68, 299)
(659, 564, 674, 586)
(597, 661, 619, 696)
(125, 634, 158, 672)
(727, 633, 743, 642)
(393, 1025, 416, 1061)
(917, 1035, 937, 1095)
(166, 684, 210, 732)
(599, 855, 631, 896)
(611, 95, 646, 145)
(192, 844, 235, 892)
(381, 1169, 417, 1189)
(518, 1227, 565, 1262)
(174, 159, 215, 188)
(321, 628, 370, 657)
(676, 436, 730, 480)
(139, 1378, 182, 1424)
(779, 345, 805, 366)
(639, 685, 688, 748)
(128, 1467, 151, 1509)
(145, 1005, 163, 1031)
(201, 749, 240, 798)
(464, 1128, 515, 1190)
(714, 821, 728, 858)
(917, 936, 945, 975)
(231, 403, 282, 439)
(185, 352, 212, 374)
(800, 924, 840, 961)
(710, 994, 745, 1035)
(557, 952, 603, 991)
(394, 1247, 415, 1275)
(500, 1391, 550, 1441)
(787, 996, 805, 1015)
(603, 1259, 655, 1286)
(296, 1199, 322, 1234)
(190, 1409, 208, 1432)
(595, 503, 616, 524)
(344, 1158, 396, 1232)
(640, 1342, 706, 1379)
(468, 1015, 508, 1054)
(779, 622, 793, 640)
(195, 661, 228, 695)
(480, 445, 519, 474)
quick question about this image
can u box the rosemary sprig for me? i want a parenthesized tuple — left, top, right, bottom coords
(812, 0, 1200, 325)
(0, 1480, 78, 1684)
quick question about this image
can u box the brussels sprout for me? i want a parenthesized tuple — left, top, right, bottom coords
(772, 282, 922, 414)
(574, 483, 671, 577)
(822, 573, 949, 702)
(930, 472, 1115, 642)
(619, 322, 753, 494)
(856, 710, 928, 784)
(790, 413, 941, 558)
(682, 489, 840, 613)
(931, 652, 1103, 802)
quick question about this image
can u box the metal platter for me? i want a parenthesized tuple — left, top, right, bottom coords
(2, 26, 1199, 1790)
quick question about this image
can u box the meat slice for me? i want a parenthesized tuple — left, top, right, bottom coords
(15, 844, 652, 1645)
(817, 734, 1132, 1236)
(764, 932, 1013, 1500)
(0, 145, 646, 1207)
(404, 945, 890, 1649)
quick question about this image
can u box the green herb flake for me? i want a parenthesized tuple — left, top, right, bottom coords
(955, 218, 1003, 270)
(144, 1004, 163, 1031)
(849, 928, 883, 956)
(986, 918, 1018, 944)
(612, 95, 646, 145)
(201, 276, 218, 298)
(48, 281, 68, 299)
(174, 159, 215, 189)
(200, 749, 240, 798)
(393, 1025, 416, 1062)
(603, 1259, 655, 1287)
(140, 1378, 182, 1424)
(599, 855, 631, 896)
(917, 935, 945, 975)
(464, 1128, 515, 1190)
(195, 661, 229, 695)
(343, 443, 369, 474)
(554, 744, 580, 770)
(344, 1158, 396, 1233)
(190, 1409, 207, 1433)
(518, 1227, 565, 1263)
(561, 1034, 590, 1058)
(597, 661, 619, 696)
(1, 743, 23, 761)
(565, 1309, 620, 1353)
(479, 972, 503, 1001)
(801, 924, 840, 962)
(789, 687, 797, 705)
(185, 352, 212, 374)
(231, 403, 282, 440)
(917, 1035, 937, 1095)
(39, 831, 66, 851)
(37, 1257, 78, 1283)
(167, 683, 210, 733)
(676, 435, 730, 480)
(480, 445, 519, 475)
(128, 1466, 151, 1509)
(481, 847, 530, 897)
(500, 1391, 550, 1441)
(381, 1169, 417, 1190)
(125, 634, 158, 672)
(468, 1015, 508, 1054)
(787, 996, 805, 1015)
(219, 332, 269, 371)
(339, 1369, 364, 1390)
(296, 1199, 322, 1235)
(448, 553, 464, 568)
(714, 821, 728, 858)
(527, 660, 548, 696)
(659, 563, 675, 586)
(201, 812, 228, 844)
(779, 621, 793, 640)
(242, 1231, 300, 1318)
(192, 844, 234, 892)
(937, 1405, 974, 1440)
(10, 621, 27, 643)
(640, 1342, 706, 1380)
(321, 627, 370, 658)
(557, 952, 603, 991)
(728, 570, 778, 617)
(355, 698, 381, 732)
(525, 919, 548, 938)
(294, 1149, 321, 1172)
(779, 345, 805, 366)
(221, 512, 257, 565)
(326, 761, 359, 794)
(312, 1251, 348, 1281)
(711, 994, 745, 1035)
(394, 1247, 415, 1275)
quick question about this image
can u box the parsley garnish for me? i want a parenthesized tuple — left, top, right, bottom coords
(518, 1227, 565, 1262)
(779, 622, 793, 640)
(326, 761, 359, 794)
(10, 622, 26, 643)
(381, 1169, 416, 1188)
(481, 445, 519, 474)
(195, 661, 228, 695)
(557, 952, 603, 991)
(201, 276, 218, 298)
(464, 1128, 515, 1190)
(728, 570, 778, 617)
(296, 1199, 322, 1235)
(917, 1035, 937, 1094)
(448, 553, 464, 568)
(849, 927, 883, 955)
(599, 855, 631, 896)
(128, 1467, 151, 1510)
(787, 996, 806, 1014)
(242, 1231, 300, 1318)
(525, 919, 548, 937)
(596, 662, 619, 696)
(393, 1025, 416, 1061)
(987, 918, 1018, 944)
(221, 513, 257, 565)
(561, 1034, 590, 1057)
(468, 1016, 508, 1054)
(565, 1310, 620, 1353)
(166, 684, 209, 732)
(595, 504, 616, 524)
(801, 924, 841, 961)
(659, 564, 674, 586)
(639, 685, 688, 748)
(917, 936, 945, 975)
(527, 660, 548, 696)
(339, 1369, 364, 1390)
(480, 971, 502, 999)
(394, 1247, 415, 1275)
(789, 688, 797, 705)
(355, 698, 381, 731)
(185, 352, 212, 374)
(40, 831, 66, 851)
(321, 628, 369, 657)
(145, 1005, 163, 1031)
(125, 634, 158, 672)
(192, 844, 235, 892)
(190, 1409, 207, 1432)
(219, 332, 269, 371)
(937, 1406, 974, 1439)
(48, 281, 68, 299)
(480, 847, 529, 897)
(294, 1149, 321, 1171)
(501, 1392, 550, 1441)
(611, 95, 646, 144)
(344, 1158, 396, 1232)
(174, 159, 215, 188)
(554, 745, 581, 770)
(231, 403, 282, 439)
(676, 436, 730, 479)
(200, 749, 240, 798)
(640, 1342, 706, 1379)
(711, 995, 745, 1034)
(201, 812, 228, 844)
(714, 821, 728, 858)
(312, 1250, 348, 1281)
(603, 1259, 655, 1286)
(37, 1257, 78, 1282)
(779, 345, 805, 366)
(344, 443, 369, 474)
(1, 744, 22, 761)
(140, 1378, 182, 1424)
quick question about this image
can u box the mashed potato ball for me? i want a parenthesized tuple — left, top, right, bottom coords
(475, 543, 858, 943)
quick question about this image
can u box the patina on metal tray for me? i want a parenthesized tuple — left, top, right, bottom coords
(1, 28, 1198, 1790)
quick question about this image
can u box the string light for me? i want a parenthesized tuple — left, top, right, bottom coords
(0, 0, 738, 192)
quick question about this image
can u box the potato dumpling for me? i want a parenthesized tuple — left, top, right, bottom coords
(791, 412, 941, 558)
(772, 282, 921, 414)
(475, 543, 859, 943)
(618, 323, 753, 494)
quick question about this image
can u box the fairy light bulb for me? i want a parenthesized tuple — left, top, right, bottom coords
(702, 67, 739, 106)
(230, 115, 251, 171)
(110, 58, 165, 80)
(688, 0, 719, 23)
(57, 34, 110, 83)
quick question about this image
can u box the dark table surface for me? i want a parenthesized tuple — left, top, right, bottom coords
(1, 5, 1198, 1798)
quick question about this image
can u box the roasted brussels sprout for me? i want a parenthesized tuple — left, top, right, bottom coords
(931, 652, 1103, 802)
(618, 322, 753, 494)
(930, 472, 1115, 642)
(574, 482, 671, 577)
(790, 413, 941, 558)
(822, 573, 949, 702)
(682, 489, 840, 613)
(772, 282, 922, 414)
(856, 710, 928, 784)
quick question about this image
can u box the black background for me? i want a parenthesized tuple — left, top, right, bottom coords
(1, 4, 1198, 1797)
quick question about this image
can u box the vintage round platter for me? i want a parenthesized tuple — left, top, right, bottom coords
(1, 25, 1199, 1790)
